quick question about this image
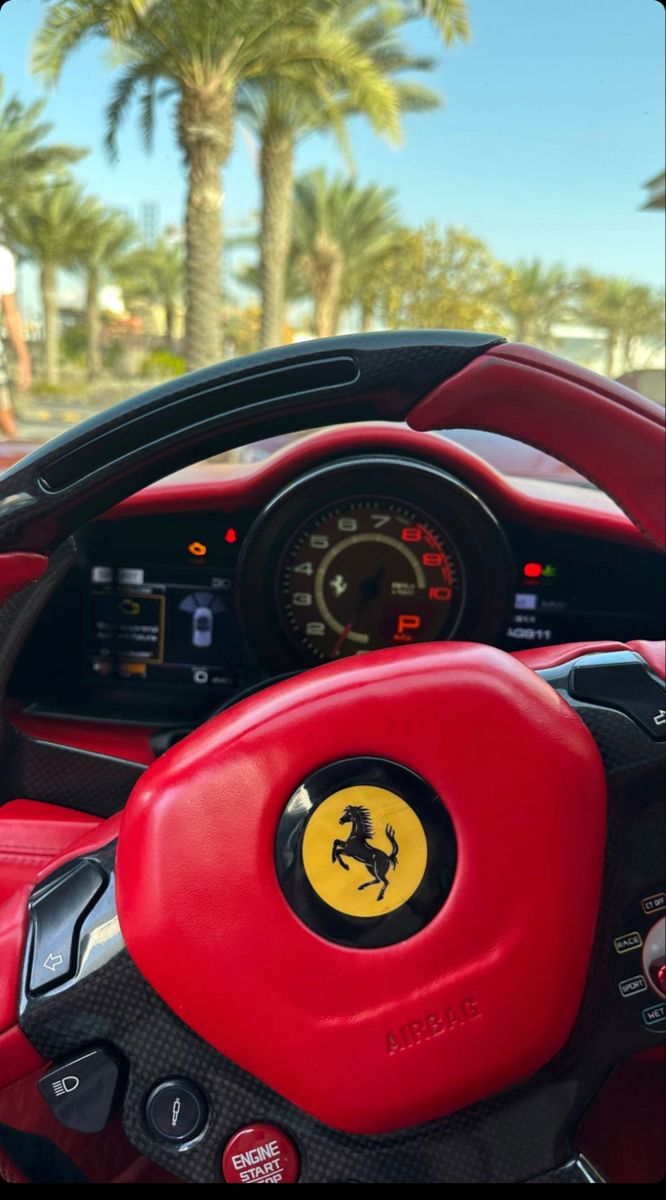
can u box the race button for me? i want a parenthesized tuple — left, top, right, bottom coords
(613, 931, 642, 954)
(222, 1124, 299, 1184)
(145, 1079, 207, 1143)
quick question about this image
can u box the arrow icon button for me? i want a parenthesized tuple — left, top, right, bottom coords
(43, 952, 64, 972)
(27, 860, 106, 995)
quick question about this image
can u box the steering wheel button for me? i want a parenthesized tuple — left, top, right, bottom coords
(642, 892, 665, 916)
(570, 662, 666, 741)
(145, 1079, 207, 1143)
(38, 1045, 124, 1133)
(641, 1002, 665, 1030)
(28, 861, 106, 994)
(222, 1125, 299, 1184)
(613, 931, 642, 954)
(618, 974, 648, 998)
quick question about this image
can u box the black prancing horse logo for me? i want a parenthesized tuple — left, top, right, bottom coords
(331, 805, 399, 901)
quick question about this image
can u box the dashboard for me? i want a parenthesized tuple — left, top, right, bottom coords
(9, 425, 665, 733)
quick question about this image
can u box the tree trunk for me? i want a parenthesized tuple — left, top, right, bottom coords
(179, 84, 232, 373)
(605, 332, 617, 377)
(184, 143, 222, 370)
(41, 262, 59, 385)
(165, 300, 175, 353)
(86, 270, 102, 380)
(360, 303, 374, 332)
(309, 235, 343, 339)
(313, 262, 342, 338)
(259, 129, 294, 349)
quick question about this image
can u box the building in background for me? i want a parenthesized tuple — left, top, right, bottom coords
(641, 171, 665, 211)
(140, 201, 160, 246)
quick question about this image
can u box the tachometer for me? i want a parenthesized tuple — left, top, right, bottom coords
(282, 499, 463, 660)
(238, 455, 514, 669)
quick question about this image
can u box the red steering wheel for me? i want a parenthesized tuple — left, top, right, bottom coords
(0, 333, 663, 1184)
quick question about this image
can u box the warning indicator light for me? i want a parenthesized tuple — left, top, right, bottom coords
(188, 541, 207, 558)
(225, 528, 238, 544)
(523, 562, 543, 578)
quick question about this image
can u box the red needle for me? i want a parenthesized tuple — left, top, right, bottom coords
(333, 621, 354, 656)
(331, 566, 385, 656)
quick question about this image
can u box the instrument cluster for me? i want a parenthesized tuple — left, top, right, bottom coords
(238, 455, 513, 668)
(9, 448, 664, 726)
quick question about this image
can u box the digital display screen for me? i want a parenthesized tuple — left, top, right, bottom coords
(90, 565, 242, 688)
(501, 528, 665, 651)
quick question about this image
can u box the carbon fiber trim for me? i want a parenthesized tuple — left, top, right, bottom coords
(527, 1155, 606, 1183)
(19, 935, 587, 1184)
(0, 724, 143, 814)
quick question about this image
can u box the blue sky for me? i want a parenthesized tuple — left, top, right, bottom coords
(0, 0, 664, 317)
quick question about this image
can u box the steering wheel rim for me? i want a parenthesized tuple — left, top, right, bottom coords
(0, 331, 664, 1184)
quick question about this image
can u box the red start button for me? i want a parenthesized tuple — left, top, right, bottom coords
(222, 1124, 300, 1184)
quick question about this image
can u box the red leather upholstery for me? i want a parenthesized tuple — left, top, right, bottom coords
(6, 708, 156, 766)
(116, 642, 606, 1133)
(0, 884, 43, 1095)
(409, 343, 666, 550)
(514, 641, 627, 670)
(35, 813, 121, 882)
(0, 884, 33, 1036)
(515, 639, 666, 676)
(626, 640, 666, 680)
(0, 554, 48, 604)
(0, 801, 100, 908)
(104, 422, 655, 549)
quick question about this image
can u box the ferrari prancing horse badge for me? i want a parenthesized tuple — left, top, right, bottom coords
(276, 758, 457, 948)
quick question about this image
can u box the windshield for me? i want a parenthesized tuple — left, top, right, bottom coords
(0, 0, 664, 476)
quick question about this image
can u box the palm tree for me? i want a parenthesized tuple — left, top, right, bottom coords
(0, 74, 85, 217)
(74, 205, 137, 379)
(501, 259, 571, 347)
(33, 0, 408, 371)
(241, 1, 444, 348)
(5, 181, 98, 383)
(116, 236, 184, 351)
(574, 272, 665, 376)
(291, 169, 400, 336)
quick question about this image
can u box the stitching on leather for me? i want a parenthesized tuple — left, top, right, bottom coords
(0, 852, 53, 863)
(0, 843, 61, 855)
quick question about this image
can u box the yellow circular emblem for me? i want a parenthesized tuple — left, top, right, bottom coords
(302, 784, 428, 918)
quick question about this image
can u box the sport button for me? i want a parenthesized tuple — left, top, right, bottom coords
(222, 1124, 299, 1184)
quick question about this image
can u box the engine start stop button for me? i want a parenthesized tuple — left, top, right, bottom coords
(222, 1124, 300, 1184)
